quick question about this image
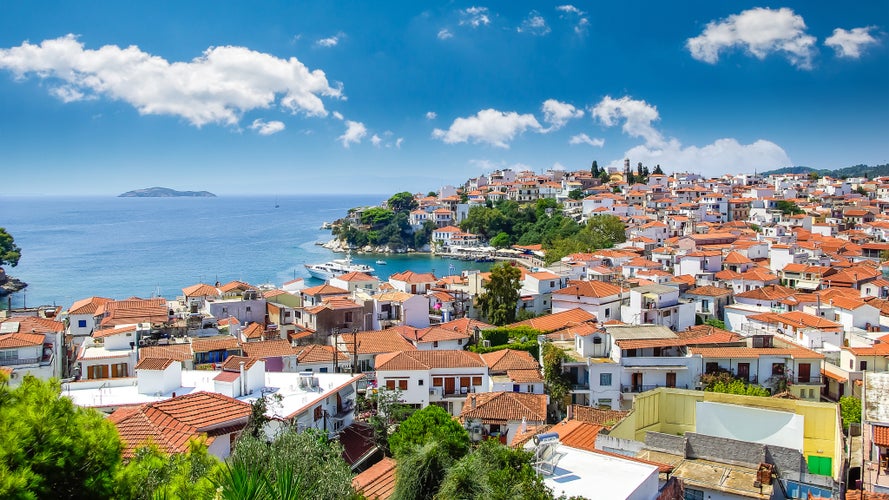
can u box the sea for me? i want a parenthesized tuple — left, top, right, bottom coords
(0, 195, 493, 309)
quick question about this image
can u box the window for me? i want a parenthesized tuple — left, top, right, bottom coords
(604, 307, 611, 318)
(418, 379, 424, 386)
(385, 379, 395, 390)
(433, 378, 443, 387)
(625, 349, 637, 357)
(860, 360, 868, 371)
(398, 379, 408, 390)
(345, 311, 353, 322)
(593, 336, 602, 345)
(433, 341, 439, 348)
(472, 376, 482, 386)
(772, 363, 785, 376)
(314, 406, 323, 422)
(600, 373, 612, 386)
(597, 399, 612, 410)
(685, 488, 704, 500)
(78, 319, 87, 328)
(513, 384, 520, 392)
(320, 367, 328, 373)
(246, 306, 251, 312)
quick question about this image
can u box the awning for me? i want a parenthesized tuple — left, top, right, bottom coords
(622, 365, 688, 371)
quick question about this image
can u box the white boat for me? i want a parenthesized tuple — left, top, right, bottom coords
(304, 254, 375, 280)
(375, 259, 387, 265)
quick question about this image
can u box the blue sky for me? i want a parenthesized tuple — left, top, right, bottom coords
(0, 1, 886, 196)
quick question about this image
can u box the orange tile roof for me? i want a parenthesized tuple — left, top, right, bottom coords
(874, 425, 889, 448)
(296, 344, 348, 364)
(182, 283, 219, 297)
(302, 283, 349, 295)
(334, 271, 377, 282)
(375, 350, 484, 371)
(339, 328, 418, 355)
(68, 296, 113, 315)
(134, 357, 175, 371)
(748, 310, 842, 331)
(191, 336, 241, 353)
(220, 355, 261, 371)
(411, 326, 470, 343)
(723, 251, 753, 264)
(508, 308, 597, 332)
(242, 322, 265, 340)
(108, 391, 251, 459)
(459, 392, 547, 423)
(685, 285, 733, 297)
(0, 316, 64, 334)
(437, 317, 494, 334)
(389, 270, 437, 283)
(352, 457, 396, 500)
(481, 349, 540, 373)
(506, 368, 544, 383)
(735, 284, 797, 301)
(139, 344, 193, 361)
(550, 419, 604, 452)
(569, 405, 629, 427)
(241, 339, 297, 359)
(218, 281, 256, 293)
(0, 332, 45, 349)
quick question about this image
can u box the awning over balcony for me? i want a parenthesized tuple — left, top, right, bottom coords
(622, 365, 688, 371)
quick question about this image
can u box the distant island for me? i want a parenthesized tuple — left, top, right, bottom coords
(118, 187, 216, 198)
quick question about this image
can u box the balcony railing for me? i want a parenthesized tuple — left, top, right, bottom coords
(621, 383, 688, 393)
(0, 356, 41, 366)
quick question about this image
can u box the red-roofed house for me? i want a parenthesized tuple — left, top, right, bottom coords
(459, 392, 547, 444)
(551, 280, 624, 322)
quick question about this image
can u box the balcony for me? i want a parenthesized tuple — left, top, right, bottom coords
(570, 383, 590, 392)
(0, 356, 41, 366)
(621, 383, 688, 393)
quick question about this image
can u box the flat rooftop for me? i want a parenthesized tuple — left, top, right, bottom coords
(526, 444, 658, 499)
(638, 449, 772, 499)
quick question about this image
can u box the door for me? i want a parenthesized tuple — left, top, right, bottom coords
(444, 377, 455, 395)
(666, 372, 676, 388)
(632, 372, 643, 392)
(798, 363, 811, 383)
(737, 363, 750, 382)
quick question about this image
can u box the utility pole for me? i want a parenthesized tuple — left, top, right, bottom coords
(332, 327, 340, 373)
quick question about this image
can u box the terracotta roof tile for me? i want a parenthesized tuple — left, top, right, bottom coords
(68, 296, 113, 315)
(481, 349, 540, 373)
(135, 358, 175, 371)
(191, 336, 241, 353)
(0, 332, 45, 349)
(241, 339, 296, 359)
(182, 283, 220, 297)
(296, 344, 348, 364)
(352, 457, 397, 500)
(506, 368, 544, 383)
(874, 425, 889, 447)
(340, 328, 417, 355)
(690, 346, 825, 359)
(550, 419, 604, 452)
(375, 350, 484, 370)
(508, 308, 597, 332)
(553, 280, 623, 299)
(139, 344, 193, 361)
(459, 392, 547, 423)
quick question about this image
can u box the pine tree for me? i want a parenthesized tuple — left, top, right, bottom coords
(653, 164, 664, 175)
(591, 160, 599, 176)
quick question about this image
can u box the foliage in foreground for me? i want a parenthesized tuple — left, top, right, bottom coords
(216, 429, 356, 500)
(541, 342, 571, 421)
(115, 438, 220, 500)
(839, 396, 862, 430)
(700, 372, 771, 397)
(437, 439, 552, 500)
(0, 374, 123, 499)
(0, 227, 21, 268)
(388, 404, 470, 460)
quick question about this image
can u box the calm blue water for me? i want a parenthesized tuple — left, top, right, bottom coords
(0, 195, 491, 308)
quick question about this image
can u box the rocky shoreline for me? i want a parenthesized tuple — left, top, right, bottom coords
(0, 271, 27, 298)
(321, 238, 431, 255)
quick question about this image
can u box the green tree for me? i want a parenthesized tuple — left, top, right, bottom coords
(388, 192, 419, 213)
(0, 374, 123, 499)
(427, 191, 437, 197)
(704, 318, 726, 330)
(413, 220, 437, 249)
(437, 439, 552, 500)
(839, 396, 862, 430)
(360, 207, 396, 228)
(0, 227, 21, 267)
(391, 441, 454, 500)
(568, 188, 584, 200)
(216, 429, 355, 500)
(599, 169, 611, 184)
(775, 200, 803, 215)
(591, 160, 599, 176)
(704, 377, 771, 397)
(365, 388, 415, 456)
(586, 214, 627, 248)
(542, 342, 571, 421)
(475, 262, 522, 325)
(652, 164, 664, 175)
(115, 438, 220, 500)
(388, 405, 469, 460)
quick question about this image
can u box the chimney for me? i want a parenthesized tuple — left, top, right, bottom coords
(471, 395, 477, 409)
(239, 360, 246, 396)
(567, 405, 574, 421)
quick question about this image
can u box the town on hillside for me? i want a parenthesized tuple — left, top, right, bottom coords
(4, 163, 889, 499)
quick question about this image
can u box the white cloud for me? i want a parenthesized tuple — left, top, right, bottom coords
(0, 34, 342, 127)
(551, 162, 567, 171)
(438, 29, 454, 40)
(615, 138, 791, 178)
(370, 134, 382, 147)
(469, 159, 504, 171)
(593, 95, 791, 177)
(432, 108, 542, 148)
(569, 133, 604, 147)
(332, 111, 344, 120)
(459, 7, 491, 28)
(556, 5, 588, 35)
(518, 11, 550, 36)
(338, 120, 366, 148)
(541, 99, 583, 131)
(50, 85, 87, 103)
(250, 119, 285, 135)
(686, 7, 817, 69)
(425, 111, 437, 120)
(591, 96, 664, 147)
(315, 34, 341, 48)
(825, 27, 879, 58)
(395, 138, 404, 148)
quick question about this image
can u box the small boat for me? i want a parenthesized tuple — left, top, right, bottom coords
(375, 259, 387, 265)
(320, 221, 332, 229)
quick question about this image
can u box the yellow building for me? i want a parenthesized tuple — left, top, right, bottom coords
(607, 388, 844, 483)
